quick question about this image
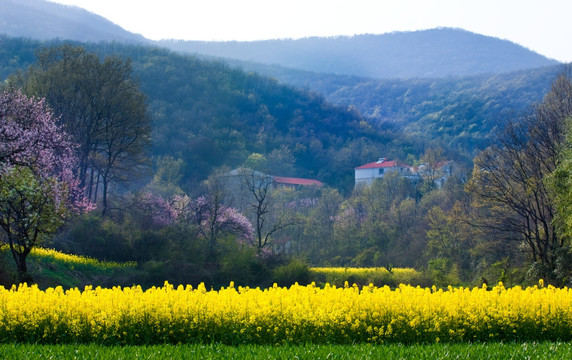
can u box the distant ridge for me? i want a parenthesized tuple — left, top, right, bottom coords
(160, 28, 559, 78)
(0, 0, 560, 79)
(0, 0, 148, 44)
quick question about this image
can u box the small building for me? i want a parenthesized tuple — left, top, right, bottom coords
(432, 161, 454, 188)
(272, 176, 324, 188)
(223, 168, 323, 191)
(354, 158, 413, 187)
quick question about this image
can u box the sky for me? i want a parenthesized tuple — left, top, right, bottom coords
(47, 0, 572, 63)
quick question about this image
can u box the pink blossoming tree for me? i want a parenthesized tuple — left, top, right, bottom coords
(0, 90, 92, 282)
(172, 194, 254, 260)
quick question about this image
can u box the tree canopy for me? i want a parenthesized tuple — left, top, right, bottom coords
(13, 44, 151, 215)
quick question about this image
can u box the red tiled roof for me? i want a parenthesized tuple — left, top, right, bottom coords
(355, 160, 408, 170)
(435, 160, 453, 169)
(272, 176, 324, 186)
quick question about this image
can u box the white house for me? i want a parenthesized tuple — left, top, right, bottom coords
(354, 158, 414, 187)
(355, 158, 454, 188)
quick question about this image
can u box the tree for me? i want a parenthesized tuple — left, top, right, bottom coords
(13, 45, 150, 216)
(239, 168, 297, 253)
(303, 188, 343, 260)
(424, 203, 473, 281)
(0, 90, 90, 282)
(172, 194, 253, 261)
(466, 74, 572, 283)
(420, 147, 445, 184)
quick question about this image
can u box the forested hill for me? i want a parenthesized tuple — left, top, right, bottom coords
(0, 36, 564, 191)
(160, 29, 559, 79)
(224, 55, 563, 157)
(0, 37, 401, 193)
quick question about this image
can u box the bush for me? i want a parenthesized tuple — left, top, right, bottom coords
(427, 258, 461, 287)
(272, 258, 311, 287)
(55, 214, 134, 262)
(217, 247, 270, 287)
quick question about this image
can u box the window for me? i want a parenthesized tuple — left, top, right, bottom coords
(378, 168, 384, 175)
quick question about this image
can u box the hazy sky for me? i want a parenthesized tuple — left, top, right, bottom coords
(48, 0, 572, 62)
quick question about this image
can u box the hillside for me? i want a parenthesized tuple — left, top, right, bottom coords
(0, 36, 562, 189)
(0, 37, 400, 192)
(224, 56, 563, 157)
(160, 29, 559, 79)
(0, 0, 148, 44)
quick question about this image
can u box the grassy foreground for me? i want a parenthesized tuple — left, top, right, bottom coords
(1, 342, 571, 359)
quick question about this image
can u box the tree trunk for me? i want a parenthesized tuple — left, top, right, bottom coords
(101, 177, 108, 216)
(10, 249, 33, 284)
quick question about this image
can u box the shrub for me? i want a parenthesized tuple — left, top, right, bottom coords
(272, 258, 312, 287)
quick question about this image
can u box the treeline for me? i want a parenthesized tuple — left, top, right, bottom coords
(0, 39, 412, 286)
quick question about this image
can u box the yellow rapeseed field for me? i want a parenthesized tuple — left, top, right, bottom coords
(309, 266, 425, 287)
(311, 266, 418, 276)
(0, 280, 570, 345)
(1, 246, 136, 270)
(28, 247, 136, 269)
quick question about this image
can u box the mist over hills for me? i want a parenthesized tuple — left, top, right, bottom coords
(0, 0, 559, 79)
(160, 29, 559, 79)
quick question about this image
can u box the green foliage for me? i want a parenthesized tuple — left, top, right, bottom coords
(272, 258, 312, 287)
(549, 116, 572, 277)
(0, 167, 66, 242)
(0, 36, 38, 81)
(242, 153, 268, 172)
(148, 155, 185, 197)
(426, 258, 461, 287)
(217, 244, 269, 287)
(61, 215, 134, 262)
(272, 64, 562, 162)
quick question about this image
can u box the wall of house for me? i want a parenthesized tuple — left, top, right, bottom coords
(354, 167, 386, 186)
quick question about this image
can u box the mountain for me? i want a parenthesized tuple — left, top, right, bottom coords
(0, 0, 148, 44)
(0, 0, 564, 190)
(0, 1, 558, 79)
(160, 29, 559, 79)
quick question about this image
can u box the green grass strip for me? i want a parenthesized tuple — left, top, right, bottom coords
(1, 342, 571, 359)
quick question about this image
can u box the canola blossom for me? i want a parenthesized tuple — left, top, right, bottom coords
(310, 267, 423, 287)
(28, 247, 136, 270)
(310, 267, 418, 276)
(0, 281, 570, 345)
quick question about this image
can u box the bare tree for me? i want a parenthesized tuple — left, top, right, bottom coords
(14, 45, 151, 216)
(239, 168, 297, 253)
(466, 73, 572, 281)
